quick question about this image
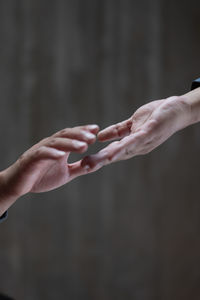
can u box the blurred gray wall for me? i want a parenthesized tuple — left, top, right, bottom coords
(0, 0, 200, 299)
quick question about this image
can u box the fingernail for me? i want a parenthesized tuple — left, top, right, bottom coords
(73, 141, 87, 148)
(88, 124, 99, 130)
(55, 150, 66, 156)
(84, 132, 95, 139)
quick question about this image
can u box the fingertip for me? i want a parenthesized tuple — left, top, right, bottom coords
(72, 141, 88, 153)
(88, 136, 97, 146)
(87, 124, 100, 134)
(81, 131, 97, 144)
(78, 144, 88, 153)
(97, 131, 106, 142)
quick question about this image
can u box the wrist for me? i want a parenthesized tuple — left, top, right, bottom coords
(0, 168, 20, 215)
(169, 95, 194, 131)
(183, 87, 200, 125)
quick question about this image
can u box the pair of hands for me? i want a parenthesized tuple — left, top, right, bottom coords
(1, 95, 190, 200)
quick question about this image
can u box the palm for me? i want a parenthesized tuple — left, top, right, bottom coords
(30, 154, 71, 193)
(10, 152, 77, 196)
(7, 125, 99, 197)
(129, 100, 164, 133)
(82, 97, 187, 168)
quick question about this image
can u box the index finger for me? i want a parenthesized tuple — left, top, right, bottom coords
(98, 118, 132, 142)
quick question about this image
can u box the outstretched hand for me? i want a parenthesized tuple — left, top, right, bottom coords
(0, 91, 196, 216)
(2, 125, 99, 198)
(82, 96, 191, 170)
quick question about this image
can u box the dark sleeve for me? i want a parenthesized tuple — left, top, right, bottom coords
(191, 78, 200, 90)
(0, 211, 8, 223)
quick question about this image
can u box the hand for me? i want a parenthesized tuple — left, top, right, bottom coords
(82, 96, 191, 169)
(1, 125, 99, 198)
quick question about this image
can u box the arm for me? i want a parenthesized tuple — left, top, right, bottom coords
(185, 87, 200, 124)
(0, 124, 99, 217)
(81, 87, 200, 169)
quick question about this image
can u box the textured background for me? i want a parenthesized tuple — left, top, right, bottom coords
(0, 0, 200, 299)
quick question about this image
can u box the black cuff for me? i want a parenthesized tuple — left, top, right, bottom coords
(191, 78, 200, 90)
(0, 211, 8, 223)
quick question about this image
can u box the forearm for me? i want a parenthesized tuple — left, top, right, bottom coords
(0, 170, 19, 216)
(183, 87, 200, 125)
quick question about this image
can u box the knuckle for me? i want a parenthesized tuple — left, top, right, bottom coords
(35, 146, 46, 157)
(166, 95, 179, 102)
(55, 128, 70, 137)
(58, 129, 66, 136)
(146, 120, 159, 133)
(125, 148, 133, 156)
(18, 152, 26, 162)
(115, 124, 122, 136)
(61, 128, 70, 135)
(40, 137, 49, 145)
(80, 130, 87, 136)
(17, 152, 28, 167)
(111, 125, 121, 138)
(48, 138, 57, 147)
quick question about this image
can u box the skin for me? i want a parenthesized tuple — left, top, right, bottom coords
(0, 124, 99, 216)
(82, 87, 200, 171)
(1, 87, 200, 217)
